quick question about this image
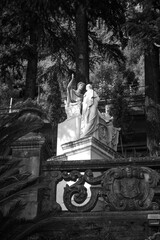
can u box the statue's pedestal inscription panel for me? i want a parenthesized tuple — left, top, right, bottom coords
(57, 116, 81, 155)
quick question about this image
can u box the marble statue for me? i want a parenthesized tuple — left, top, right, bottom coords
(57, 80, 120, 156)
(80, 84, 100, 138)
(64, 74, 85, 118)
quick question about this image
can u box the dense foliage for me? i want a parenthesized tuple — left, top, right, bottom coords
(0, 0, 127, 98)
(0, 0, 127, 130)
(1, 0, 160, 239)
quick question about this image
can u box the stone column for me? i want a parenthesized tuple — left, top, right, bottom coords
(11, 132, 46, 219)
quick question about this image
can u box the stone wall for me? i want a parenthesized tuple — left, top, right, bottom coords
(11, 132, 52, 219)
(40, 156, 160, 240)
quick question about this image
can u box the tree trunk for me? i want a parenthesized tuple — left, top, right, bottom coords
(145, 45, 159, 103)
(75, 3, 89, 85)
(25, 24, 38, 99)
(145, 45, 160, 156)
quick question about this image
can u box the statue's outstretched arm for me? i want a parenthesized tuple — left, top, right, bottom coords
(67, 74, 74, 89)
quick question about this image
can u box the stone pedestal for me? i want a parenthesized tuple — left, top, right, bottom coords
(49, 136, 120, 161)
(62, 136, 118, 160)
(57, 116, 81, 155)
(57, 115, 120, 158)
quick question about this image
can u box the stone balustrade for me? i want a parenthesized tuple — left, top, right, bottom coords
(41, 157, 160, 213)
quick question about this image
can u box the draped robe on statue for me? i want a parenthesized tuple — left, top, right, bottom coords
(80, 88, 100, 138)
(65, 88, 83, 119)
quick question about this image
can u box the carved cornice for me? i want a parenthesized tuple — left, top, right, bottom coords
(47, 154, 67, 162)
(42, 210, 160, 222)
(11, 132, 45, 148)
(61, 136, 121, 159)
(42, 157, 160, 171)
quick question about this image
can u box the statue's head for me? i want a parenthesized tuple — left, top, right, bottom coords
(105, 105, 110, 113)
(86, 84, 92, 91)
(77, 82, 85, 91)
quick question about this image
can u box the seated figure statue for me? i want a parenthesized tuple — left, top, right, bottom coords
(100, 105, 121, 151)
(100, 105, 113, 123)
(64, 74, 85, 118)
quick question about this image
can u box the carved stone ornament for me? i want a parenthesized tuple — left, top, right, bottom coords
(99, 123, 120, 151)
(99, 125, 110, 144)
(63, 170, 101, 212)
(62, 166, 160, 212)
(102, 166, 160, 211)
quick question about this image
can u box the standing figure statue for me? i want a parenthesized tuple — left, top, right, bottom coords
(80, 84, 100, 138)
(65, 74, 85, 118)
